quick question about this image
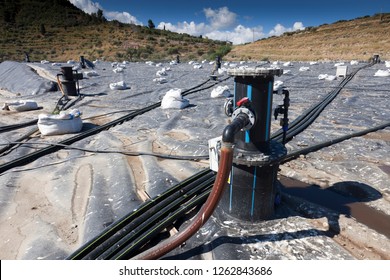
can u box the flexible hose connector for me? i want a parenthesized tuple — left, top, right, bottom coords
(56, 74, 67, 98)
(222, 113, 250, 143)
(131, 142, 234, 260)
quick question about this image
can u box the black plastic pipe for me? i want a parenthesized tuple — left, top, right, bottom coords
(222, 113, 250, 143)
(282, 121, 390, 164)
(67, 169, 212, 259)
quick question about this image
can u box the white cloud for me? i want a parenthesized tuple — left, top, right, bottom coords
(69, 2, 304, 45)
(157, 21, 207, 36)
(158, 7, 265, 45)
(204, 7, 237, 30)
(69, 0, 142, 25)
(269, 22, 305, 36)
(105, 11, 142, 25)
(205, 25, 264, 45)
(293, 22, 305, 30)
(69, 0, 102, 14)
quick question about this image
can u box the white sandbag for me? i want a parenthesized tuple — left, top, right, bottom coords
(283, 61, 292, 67)
(193, 64, 203, 69)
(350, 60, 359, 65)
(334, 62, 345, 67)
(385, 61, 390, 68)
(84, 71, 99, 77)
(325, 75, 336, 81)
(72, 64, 81, 71)
(41, 60, 50, 64)
(2, 100, 38, 111)
(153, 77, 168, 84)
(318, 74, 337, 81)
(156, 69, 167, 76)
(161, 88, 190, 109)
(299, 66, 310, 71)
(374, 70, 390, 77)
(318, 74, 327, 80)
(109, 81, 128, 90)
(218, 68, 227, 75)
(273, 81, 284, 93)
(211, 85, 232, 98)
(38, 109, 83, 136)
(67, 60, 76, 64)
(309, 61, 318, 65)
(113, 67, 124, 73)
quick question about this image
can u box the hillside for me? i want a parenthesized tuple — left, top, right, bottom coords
(1, 1, 389, 63)
(0, 0, 230, 62)
(226, 13, 390, 61)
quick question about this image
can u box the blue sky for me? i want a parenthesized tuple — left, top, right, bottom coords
(69, 0, 390, 44)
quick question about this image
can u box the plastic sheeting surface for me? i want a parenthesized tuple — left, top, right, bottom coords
(0, 59, 389, 260)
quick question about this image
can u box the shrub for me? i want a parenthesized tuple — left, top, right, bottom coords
(167, 46, 180, 55)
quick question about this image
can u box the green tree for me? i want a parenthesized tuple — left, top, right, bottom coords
(97, 9, 106, 22)
(91, 9, 106, 22)
(148, 19, 155, 29)
(40, 24, 46, 36)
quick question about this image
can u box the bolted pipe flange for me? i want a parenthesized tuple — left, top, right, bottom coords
(224, 98, 233, 117)
(227, 67, 283, 77)
(232, 107, 255, 131)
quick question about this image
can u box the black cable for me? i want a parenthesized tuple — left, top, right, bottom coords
(112, 188, 211, 260)
(0, 127, 39, 156)
(67, 168, 213, 259)
(281, 121, 390, 164)
(0, 119, 38, 134)
(96, 176, 215, 259)
(0, 77, 218, 174)
(0, 141, 208, 161)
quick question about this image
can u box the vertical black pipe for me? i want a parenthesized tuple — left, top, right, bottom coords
(233, 75, 274, 152)
(218, 68, 284, 221)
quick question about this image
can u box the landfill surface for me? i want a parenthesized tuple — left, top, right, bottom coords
(0, 59, 389, 260)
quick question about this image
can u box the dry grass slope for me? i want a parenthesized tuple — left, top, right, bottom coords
(226, 13, 390, 61)
(0, 0, 230, 62)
